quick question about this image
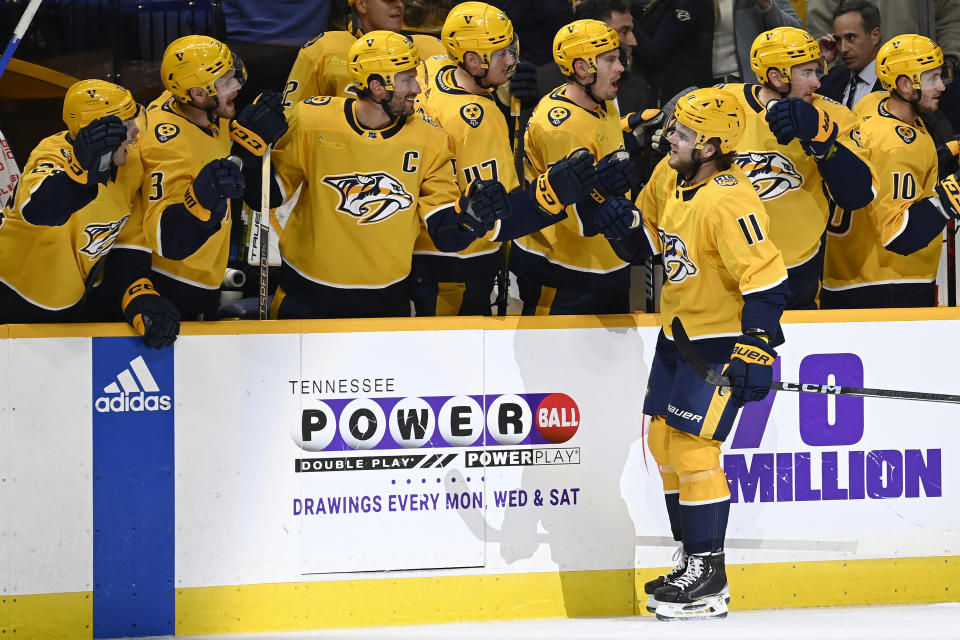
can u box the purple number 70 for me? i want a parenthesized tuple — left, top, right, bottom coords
(729, 353, 865, 449)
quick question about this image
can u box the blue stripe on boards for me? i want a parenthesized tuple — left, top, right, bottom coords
(92, 337, 175, 637)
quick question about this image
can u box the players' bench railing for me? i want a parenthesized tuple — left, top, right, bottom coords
(0, 0, 221, 83)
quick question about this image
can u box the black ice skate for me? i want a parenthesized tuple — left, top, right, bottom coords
(653, 551, 729, 621)
(643, 546, 687, 613)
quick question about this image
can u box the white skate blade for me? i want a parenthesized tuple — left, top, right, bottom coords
(647, 585, 730, 614)
(655, 594, 729, 621)
(645, 594, 658, 613)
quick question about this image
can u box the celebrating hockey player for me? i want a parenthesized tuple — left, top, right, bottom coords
(282, 0, 445, 108)
(593, 88, 788, 620)
(139, 35, 288, 319)
(413, 2, 603, 315)
(823, 35, 960, 308)
(717, 26, 875, 309)
(265, 31, 517, 319)
(513, 19, 636, 315)
(0, 80, 180, 347)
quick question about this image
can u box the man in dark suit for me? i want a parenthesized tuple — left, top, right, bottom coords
(817, 0, 883, 107)
(818, 0, 957, 176)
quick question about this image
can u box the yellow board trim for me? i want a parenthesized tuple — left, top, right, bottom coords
(6, 307, 960, 340)
(636, 555, 959, 614)
(173, 556, 959, 634)
(0, 591, 91, 640)
(175, 570, 635, 635)
(7, 557, 958, 636)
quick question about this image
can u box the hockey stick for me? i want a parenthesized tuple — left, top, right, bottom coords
(0, 0, 44, 80)
(256, 147, 271, 319)
(670, 317, 960, 405)
(493, 95, 523, 317)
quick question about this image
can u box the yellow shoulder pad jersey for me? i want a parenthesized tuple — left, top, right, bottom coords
(727, 84, 863, 269)
(139, 97, 233, 288)
(273, 96, 461, 288)
(823, 96, 940, 290)
(417, 53, 457, 94)
(284, 32, 443, 109)
(638, 160, 787, 339)
(282, 31, 358, 108)
(414, 65, 519, 257)
(519, 86, 627, 274)
(411, 34, 445, 60)
(0, 132, 145, 309)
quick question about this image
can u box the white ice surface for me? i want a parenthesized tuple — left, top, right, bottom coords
(166, 603, 960, 640)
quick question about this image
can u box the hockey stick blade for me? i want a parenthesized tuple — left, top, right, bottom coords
(670, 317, 960, 405)
(670, 317, 731, 387)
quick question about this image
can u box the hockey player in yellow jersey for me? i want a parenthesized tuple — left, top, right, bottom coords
(282, 0, 445, 108)
(514, 19, 638, 315)
(139, 35, 288, 319)
(594, 88, 788, 621)
(715, 26, 875, 309)
(824, 35, 959, 309)
(266, 31, 515, 319)
(0, 80, 180, 348)
(413, 2, 606, 315)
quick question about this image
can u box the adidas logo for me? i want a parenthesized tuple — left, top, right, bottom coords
(95, 355, 171, 413)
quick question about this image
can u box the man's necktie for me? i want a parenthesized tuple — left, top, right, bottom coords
(845, 74, 861, 109)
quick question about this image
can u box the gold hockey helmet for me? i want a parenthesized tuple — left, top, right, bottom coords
(441, 2, 515, 68)
(553, 19, 620, 76)
(161, 35, 246, 102)
(750, 27, 823, 84)
(347, 30, 422, 91)
(674, 87, 744, 154)
(62, 79, 138, 137)
(876, 34, 948, 90)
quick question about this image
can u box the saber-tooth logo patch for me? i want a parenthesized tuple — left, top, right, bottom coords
(659, 229, 698, 282)
(735, 151, 802, 200)
(80, 215, 128, 259)
(323, 172, 414, 224)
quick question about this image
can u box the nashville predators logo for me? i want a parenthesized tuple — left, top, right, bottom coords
(734, 151, 802, 200)
(714, 174, 738, 187)
(155, 123, 180, 143)
(460, 103, 484, 128)
(895, 125, 917, 144)
(305, 96, 332, 106)
(548, 106, 571, 126)
(658, 229, 698, 282)
(322, 172, 414, 224)
(79, 215, 128, 259)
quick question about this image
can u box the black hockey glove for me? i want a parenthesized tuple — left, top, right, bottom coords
(230, 91, 289, 156)
(594, 196, 641, 239)
(936, 170, 960, 220)
(594, 150, 634, 198)
(185, 158, 245, 225)
(621, 108, 664, 134)
(765, 97, 838, 157)
(458, 178, 510, 239)
(121, 278, 180, 349)
(509, 60, 539, 110)
(68, 115, 127, 185)
(937, 138, 960, 176)
(722, 334, 777, 407)
(534, 148, 598, 215)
